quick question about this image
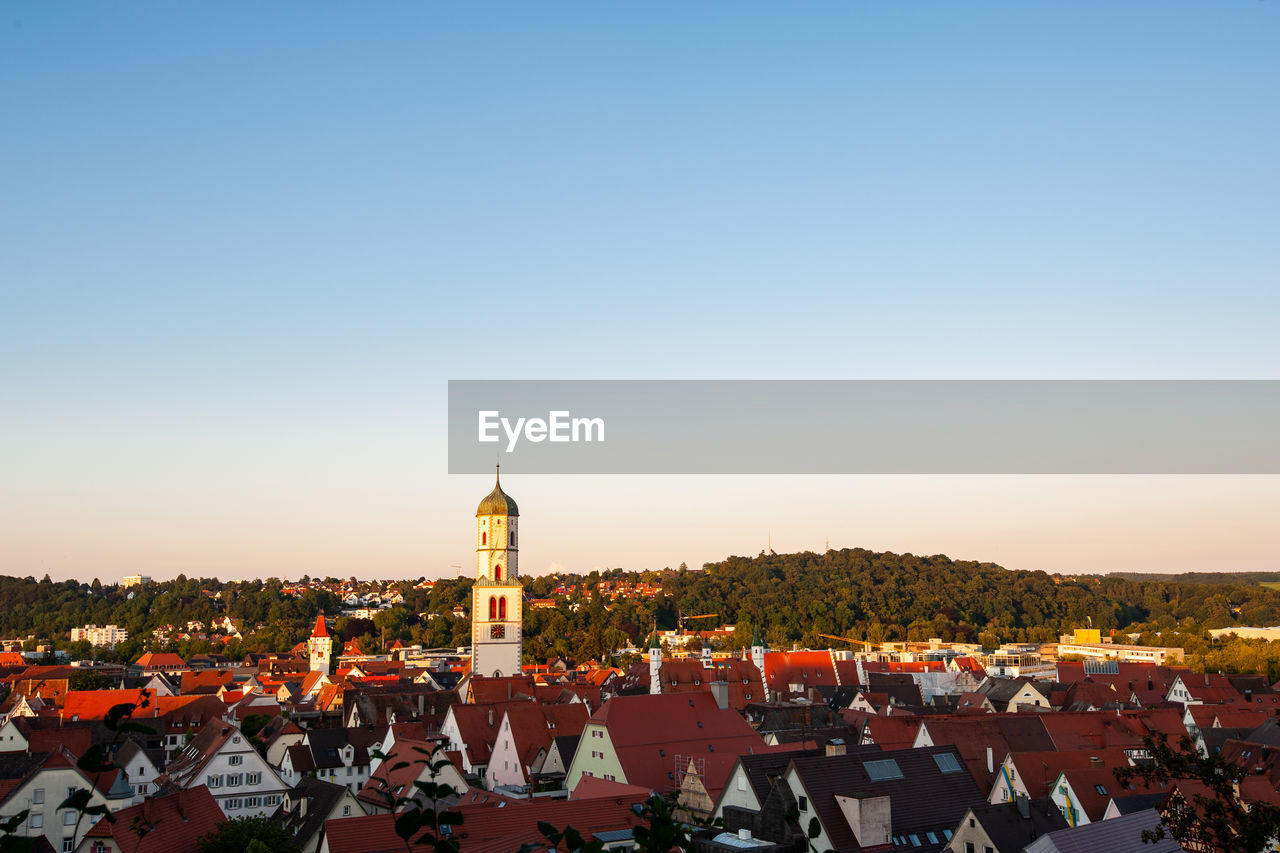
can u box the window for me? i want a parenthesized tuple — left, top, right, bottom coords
(498, 597, 506, 619)
(489, 596, 497, 620)
(245, 797, 260, 808)
(63, 839, 74, 853)
(30, 815, 43, 829)
(510, 530, 516, 546)
(247, 773, 261, 785)
(863, 759, 905, 781)
(482, 532, 487, 546)
(343, 805, 351, 817)
(798, 796, 808, 812)
(926, 832, 938, 844)
(984, 847, 994, 853)
(908, 836, 921, 848)
(1094, 784, 1108, 795)
(933, 753, 963, 774)
(227, 773, 243, 786)
(965, 844, 975, 853)
(229, 755, 243, 766)
(63, 811, 76, 825)
(225, 798, 242, 810)
(494, 564, 502, 581)
(33, 789, 44, 805)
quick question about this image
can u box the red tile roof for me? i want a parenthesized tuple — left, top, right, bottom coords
(60, 688, 155, 721)
(83, 786, 224, 852)
(589, 692, 767, 795)
(312, 612, 330, 638)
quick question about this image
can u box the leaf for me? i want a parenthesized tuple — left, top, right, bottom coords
(58, 788, 93, 812)
(808, 816, 822, 840)
(76, 744, 112, 774)
(395, 809, 426, 842)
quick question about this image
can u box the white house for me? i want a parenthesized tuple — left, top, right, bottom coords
(157, 722, 288, 818)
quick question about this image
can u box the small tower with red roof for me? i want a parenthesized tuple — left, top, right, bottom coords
(308, 611, 332, 673)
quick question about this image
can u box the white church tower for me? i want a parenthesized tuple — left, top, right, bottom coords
(472, 466, 523, 677)
(308, 612, 332, 673)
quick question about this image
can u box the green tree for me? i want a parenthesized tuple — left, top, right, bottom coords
(1115, 733, 1280, 853)
(196, 816, 299, 853)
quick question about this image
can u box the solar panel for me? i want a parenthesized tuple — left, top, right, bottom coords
(863, 758, 904, 781)
(933, 752, 963, 774)
(1083, 659, 1119, 675)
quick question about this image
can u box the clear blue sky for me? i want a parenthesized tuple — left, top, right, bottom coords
(2, 3, 1278, 582)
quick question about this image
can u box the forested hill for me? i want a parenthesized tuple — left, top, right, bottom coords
(646, 549, 1280, 650)
(5, 548, 1280, 669)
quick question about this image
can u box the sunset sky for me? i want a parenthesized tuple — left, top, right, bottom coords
(3, 3, 1278, 582)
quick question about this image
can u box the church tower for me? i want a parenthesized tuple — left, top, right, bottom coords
(472, 467, 523, 677)
(308, 612, 332, 673)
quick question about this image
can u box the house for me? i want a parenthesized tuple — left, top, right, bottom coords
(279, 727, 381, 794)
(484, 702, 589, 792)
(712, 745, 828, 822)
(1047, 765, 1167, 827)
(1166, 673, 1243, 708)
(0, 746, 135, 853)
(269, 776, 367, 853)
(439, 701, 528, 776)
(565, 692, 767, 795)
(725, 745, 985, 853)
(1024, 808, 1183, 853)
(913, 715, 1056, 793)
(356, 740, 467, 815)
(943, 797, 1067, 853)
(75, 786, 224, 853)
(156, 721, 289, 818)
(133, 653, 187, 677)
(976, 677, 1055, 713)
(114, 739, 164, 802)
(988, 750, 1132, 805)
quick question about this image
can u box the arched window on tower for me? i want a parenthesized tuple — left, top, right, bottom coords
(489, 596, 497, 620)
(499, 597, 507, 620)
(482, 531, 487, 546)
(494, 564, 502, 581)
(511, 530, 516, 546)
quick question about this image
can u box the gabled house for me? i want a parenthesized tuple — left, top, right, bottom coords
(156, 721, 288, 818)
(114, 739, 163, 802)
(484, 702, 589, 792)
(565, 692, 767, 797)
(976, 677, 1054, 712)
(1024, 807, 1182, 853)
(1047, 765, 1166, 827)
(279, 726, 381, 794)
(988, 750, 1131, 805)
(913, 715, 1055, 794)
(269, 776, 367, 853)
(439, 701, 527, 776)
(355, 739, 467, 815)
(0, 746, 134, 853)
(944, 797, 1067, 853)
(735, 745, 985, 853)
(712, 746, 827, 822)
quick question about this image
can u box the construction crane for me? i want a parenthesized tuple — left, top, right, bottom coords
(677, 611, 718, 634)
(818, 633, 874, 651)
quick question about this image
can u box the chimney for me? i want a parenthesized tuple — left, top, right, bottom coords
(738, 829, 752, 842)
(488, 708, 494, 727)
(987, 746, 994, 775)
(1016, 793, 1030, 819)
(710, 681, 730, 711)
(835, 794, 891, 848)
(826, 738, 847, 757)
(1089, 756, 1103, 769)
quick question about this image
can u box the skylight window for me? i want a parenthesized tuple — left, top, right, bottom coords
(933, 753, 962, 774)
(863, 759, 904, 781)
